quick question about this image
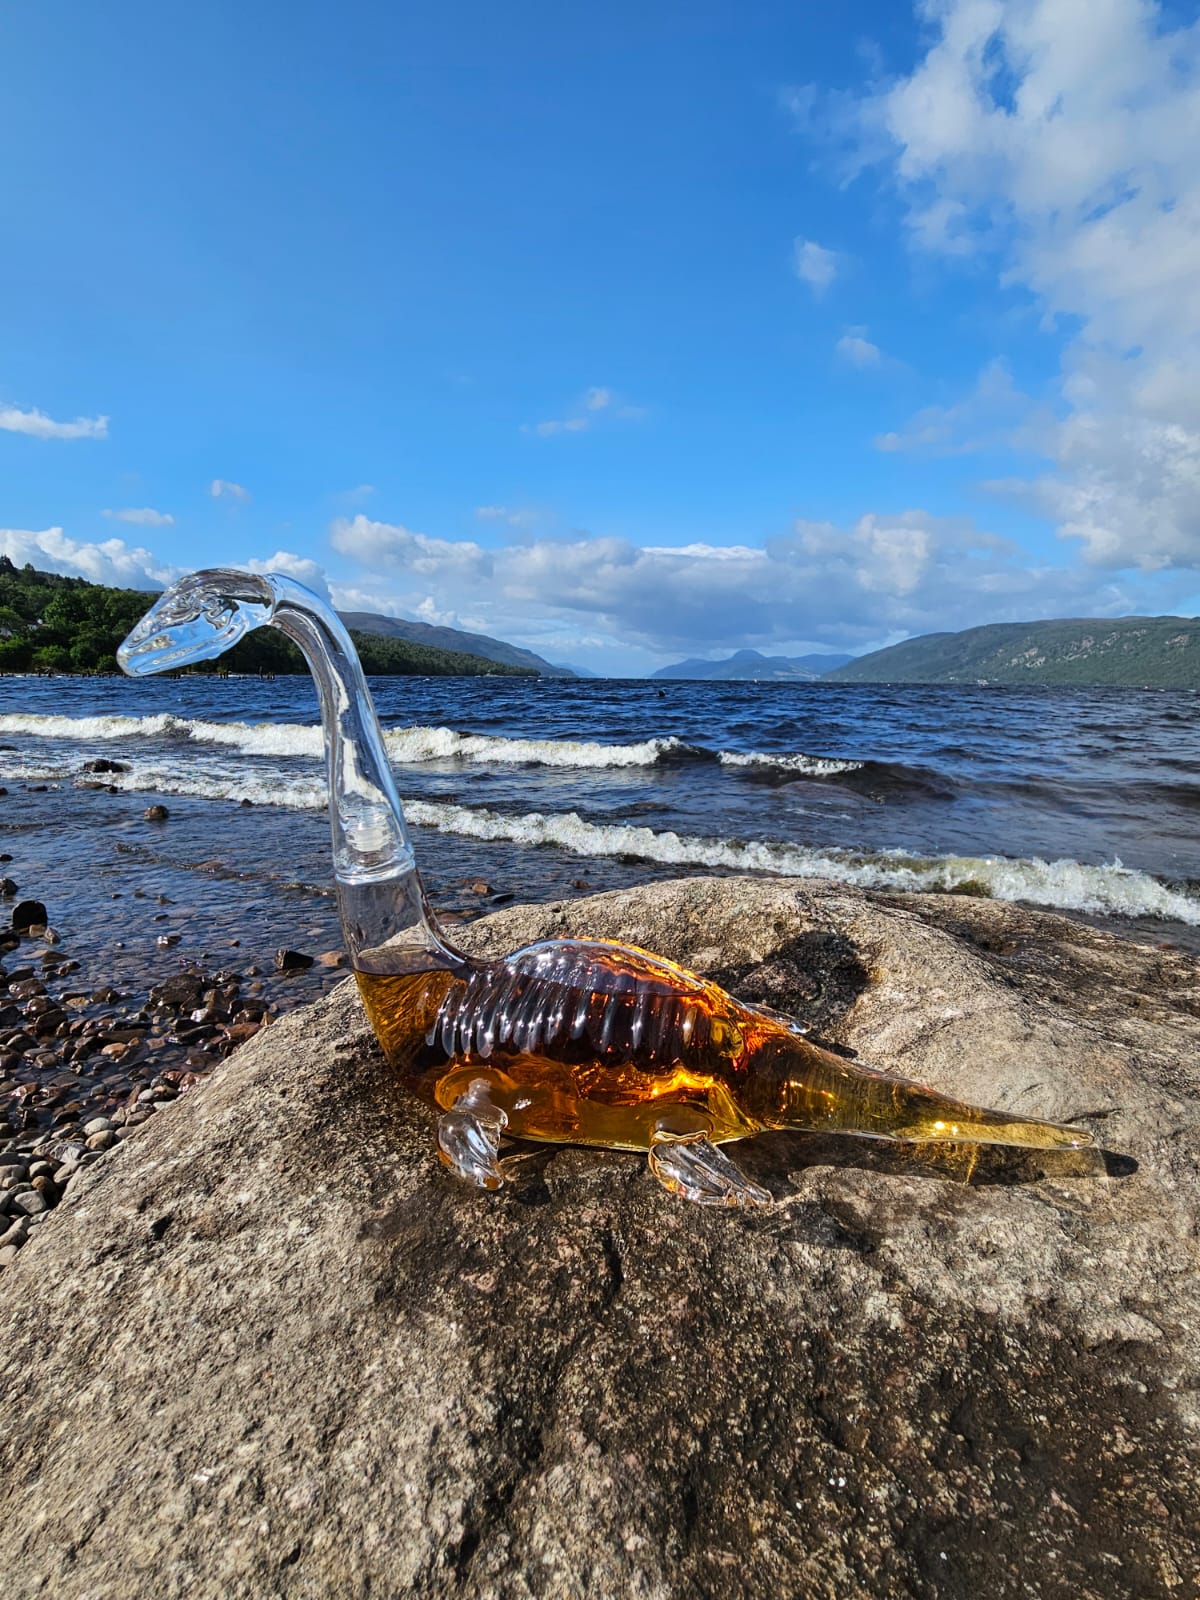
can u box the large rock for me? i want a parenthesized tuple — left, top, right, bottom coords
(1, 877, 1198, 1599)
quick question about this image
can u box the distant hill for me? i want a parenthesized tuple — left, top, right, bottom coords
(826, 617, 1200, 688)
(339, 610, 572, 677)
(0, 559, 536, 678)
(652, 647, 855, 682)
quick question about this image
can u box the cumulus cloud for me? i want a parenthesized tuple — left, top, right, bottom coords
(793, 238, 839, 294)
(804, 0, 1200, 570)
(102, 507, 174, 527)
(326, 509, 1166, 656)
(331, 514, 491, 578)
(836, 327, 882, 367)
(210, 478, 250, 501)
(0, 527, 177, 589)
(0, 405, 108, 441)
(242, 550, 332, 599)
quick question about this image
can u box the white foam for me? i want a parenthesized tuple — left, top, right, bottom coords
(382, 725, 689, 769)
(0, 711, 867, 776)
(719, 750, 864, 776)
(0, 711, 690, 769)
(85, 763, 329, 811)
(0, 711, 184, 742)
(4, 714, 1196, 924)
(403, 800, 1200, 925)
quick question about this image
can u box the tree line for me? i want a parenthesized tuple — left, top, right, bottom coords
(0, 559, 536, 678)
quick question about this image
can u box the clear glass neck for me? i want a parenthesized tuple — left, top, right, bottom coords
(264, 578, 460, 973)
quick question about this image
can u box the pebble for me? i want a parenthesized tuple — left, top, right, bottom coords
(2, 903, 344, 1268)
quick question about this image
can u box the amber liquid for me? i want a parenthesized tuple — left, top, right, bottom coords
(355, 936, 1094, 1158)
(354, 944, 775, 1152)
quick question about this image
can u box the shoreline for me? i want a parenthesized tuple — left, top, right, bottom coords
(4, 840, 1199, 1269)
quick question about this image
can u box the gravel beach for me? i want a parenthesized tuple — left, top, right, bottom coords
(0, 890, 349, 1267)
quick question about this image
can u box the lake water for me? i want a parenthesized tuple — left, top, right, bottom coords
(2, 674, 1199, 980)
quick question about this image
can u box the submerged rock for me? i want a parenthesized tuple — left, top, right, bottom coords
(0, 876, 1197, 1598)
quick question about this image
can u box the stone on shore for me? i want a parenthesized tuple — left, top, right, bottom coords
(0, 876, 1198, 1599)
(10, 900, 47, 934)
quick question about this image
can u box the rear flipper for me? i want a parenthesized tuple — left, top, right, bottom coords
(649, 1117, 772, 1209)
(438, 1077, 509, 1191)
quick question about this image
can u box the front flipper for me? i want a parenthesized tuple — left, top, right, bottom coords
(649, 1120, 772, 1209)
(438, 1077, 509, 1191)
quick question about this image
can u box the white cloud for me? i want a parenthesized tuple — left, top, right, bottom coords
(0, 405, 108, 441)
(326, 507, 1170, 656)
(875, 358, 1032, 454)
(102, 507, 174, 527)
(334, 483, 376, 508)
(0, 527, 177, 589)
(475, 505, 537, 527)
(243, 550, 331, 599)
(836, 327, 882, 367)
(331, 514, 490, 577)
(793, 238, 839, 294)
(526, 416, 590, 437)
(523, 386, 643, 437)
(210, 478, 250, 501)
(415, 596, 459, 626)
(815, 0, 1200, 570)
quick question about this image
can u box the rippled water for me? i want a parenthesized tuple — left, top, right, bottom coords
(2, 674, 1198, 967)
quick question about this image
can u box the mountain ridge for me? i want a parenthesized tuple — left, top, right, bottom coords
(652, 647, 854, 681)
(337, 610, 572, 677)
(826, 616, 1200, 688)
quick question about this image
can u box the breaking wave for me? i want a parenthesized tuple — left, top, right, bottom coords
(402, 801, 1200, 924)
(0, 712, 855, 775)
(25, 751, 1197, 924)
(718, 750, 864, 776)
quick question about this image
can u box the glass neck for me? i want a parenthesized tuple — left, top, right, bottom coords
(268, 577, 458, 973)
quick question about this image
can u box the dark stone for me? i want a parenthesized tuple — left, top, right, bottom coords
(148, 975, 205, 1010)
(10, 900, 47, 934)
(82, 759, 129, 774)
(275, 948, 315, 972)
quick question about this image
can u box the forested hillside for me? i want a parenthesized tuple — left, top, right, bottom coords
(827, 617, 1200, 688)
(0, 559, 536, 677)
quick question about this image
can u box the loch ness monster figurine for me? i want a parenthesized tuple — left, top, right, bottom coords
(118, 571, 1094, 1207)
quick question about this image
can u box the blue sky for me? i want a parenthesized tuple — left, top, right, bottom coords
(3, 0, 1199, 674)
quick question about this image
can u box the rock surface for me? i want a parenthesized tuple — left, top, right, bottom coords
(0, 876, 1198, 1599)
